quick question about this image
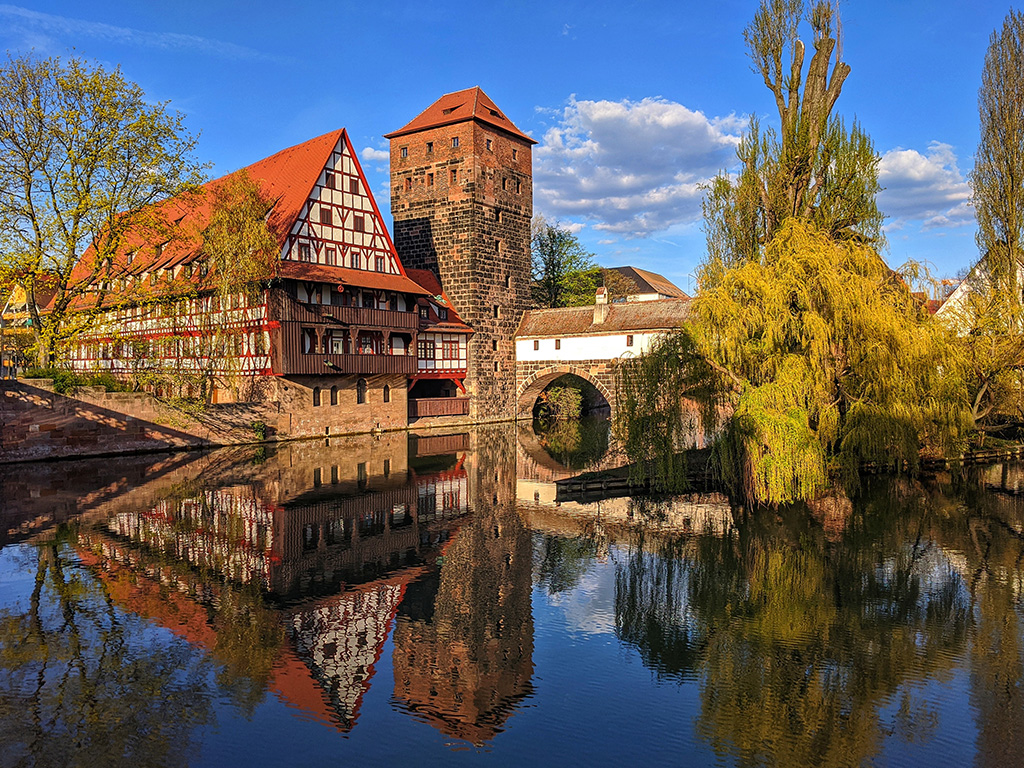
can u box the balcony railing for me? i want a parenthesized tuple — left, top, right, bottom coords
(279, 350, 418, 376)
(408, 397, 471, 418)
(275, 293, 418, 330)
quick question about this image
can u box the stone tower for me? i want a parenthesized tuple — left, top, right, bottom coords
(385, 87, 535, 421)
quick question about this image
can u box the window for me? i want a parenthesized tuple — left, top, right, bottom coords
(350, 250, 360, 269)
(313, 387, 321, 407)
(486, 138, 492, 151)
(494, 361, 499, 372)
(426, 141, 433, 153)
(383, 459, 391, 476)
(516, 180, 522, 194)
(356, 378, 367, 404)
(330, 385, 338, 405)
(313, 468, 322, 487)
(419, 305, 429, 319)
(450, 169, 457, 184)
(375, 256, 385, 272)
(349, 178, 359, 194)
(404, 177, 412, 192)
(442, 339, 459, 360)
(354, 215, 365, 232)
(427, 172, 434, 187)
(325, 172, 335, 188)
(400, 146, 408, 158)
(493, 304, 500, 318)
(126, 251, 135, 265)
(492, 339, 498, 351)
(502, 177, 508, 191)
(452, 136, 459, 148)
(326, 248, 336, 265)
(418, 339, 436, 359)
(555, 339, 561, 350)
(626, 334, 634, 346)
(512, 148, 518, 160)
(299, 243, 311, 262)
(320, 207, 332, 225)
(506, 273, 512, 288)
(533, 340, 539, 350)
(437, 307, 447, 320)
(383, 384, 391, 403)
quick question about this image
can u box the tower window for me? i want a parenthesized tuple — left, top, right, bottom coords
(330, 385, 338, 406)
(486, 138, 493, 151)
(357, 378, 367, 404)
(516, 180, 522, 194)
(494, 361, 499, 372)
(325, 173, 335, 188)
(400, 146, 408, 158)
(427, 173, 434, 187)
(512, 148, 518, 160)
(502, 177, 508, 191)
(313, 386, 321, 407)
(493, 305, 500, 318)
(452, 137, 460, 148)
(383, 384, 391, 403)
(492, 339, 498, 351)
(450, 169, 457, 184)
(404, 177, 412, 192)
(320, 207, 332, 225)
(426, 141, 434, 153)
(506, 274, 512, 288)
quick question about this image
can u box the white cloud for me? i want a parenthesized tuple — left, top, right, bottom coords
(878, 142, 974, 231)
(534, 96, 743, 238)
(0, 4, 276, 61)
(361, 147, 390, 163)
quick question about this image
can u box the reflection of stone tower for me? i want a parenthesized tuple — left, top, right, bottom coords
(392, 503, 534, 743)
(386, 87, 535, 420)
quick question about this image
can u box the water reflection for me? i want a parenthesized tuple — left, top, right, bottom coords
(4, 427, 1024, 765)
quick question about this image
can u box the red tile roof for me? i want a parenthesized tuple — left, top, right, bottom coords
(384, 87, 536, 144)
(405, 268, 474, 333)
(516, 298, 691, 338)
(278, 261, 432, 296)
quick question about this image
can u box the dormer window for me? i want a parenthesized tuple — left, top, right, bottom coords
(419, 305, 429, 319)
(438, 307, 448, 321)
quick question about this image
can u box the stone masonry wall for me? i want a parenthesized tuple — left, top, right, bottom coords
(390, 118, 532, 423)
(514, 359, 619, 419)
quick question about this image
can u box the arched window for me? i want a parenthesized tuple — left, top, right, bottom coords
(330, 385, 338, 406)
(383, 384, 391, 403)
(357, 378, 367, 404)
(312, 386, 321, 407)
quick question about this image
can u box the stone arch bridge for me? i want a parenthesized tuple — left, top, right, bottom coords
(512, 297, 690, 420)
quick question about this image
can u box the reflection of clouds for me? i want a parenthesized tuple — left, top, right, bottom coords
(545, 565, 618, 636)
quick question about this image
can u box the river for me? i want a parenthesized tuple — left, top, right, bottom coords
(1, 420, 1022, 767)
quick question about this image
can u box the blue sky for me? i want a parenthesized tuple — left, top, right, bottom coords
(0, 1, 1011, 292)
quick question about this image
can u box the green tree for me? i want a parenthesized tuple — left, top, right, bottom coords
(531, 218, 599, 307)
(0, 54, 204, 365)
(942, 10, 1024, 431)
(616, 1, 970, 505)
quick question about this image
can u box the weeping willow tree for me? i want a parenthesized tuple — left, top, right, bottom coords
(616, 0, 972, 505)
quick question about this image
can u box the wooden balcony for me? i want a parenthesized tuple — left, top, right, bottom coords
(408, 397, 471, 418)
(279, 349, 418, 376)
(275, 293, 418, 330)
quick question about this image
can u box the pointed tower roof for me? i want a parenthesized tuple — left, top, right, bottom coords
(384, 87, 536, 144)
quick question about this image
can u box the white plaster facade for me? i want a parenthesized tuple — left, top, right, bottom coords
(515, 330, 665, 363)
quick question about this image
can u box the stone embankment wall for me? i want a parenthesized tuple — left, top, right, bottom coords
(0, 379, 280, 464)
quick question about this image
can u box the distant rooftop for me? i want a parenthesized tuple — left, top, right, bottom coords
(516, 298, 691, 338)
(610, 266, 689, 300)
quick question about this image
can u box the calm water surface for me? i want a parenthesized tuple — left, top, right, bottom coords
(1, 421, 1023, 767)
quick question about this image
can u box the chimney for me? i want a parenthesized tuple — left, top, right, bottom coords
(593, 286, 609, 324)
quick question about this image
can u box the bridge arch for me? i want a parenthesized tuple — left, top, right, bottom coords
(515, 364, 616, 421)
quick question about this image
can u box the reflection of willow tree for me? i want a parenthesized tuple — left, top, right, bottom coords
(534, 532, 603, 595)
(614, 483, 975, 766)
(0, 533, 215, 768)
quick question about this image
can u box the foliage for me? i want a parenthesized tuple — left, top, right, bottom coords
(250, 420, 268, 441)
(22, 365, 132, 394)
(944, 10, 1024, 430)
(702, 0, 883, 277)
(0, 53, 204, 366)
(531, 218, 599, 307)
(537, 385, 583, 421)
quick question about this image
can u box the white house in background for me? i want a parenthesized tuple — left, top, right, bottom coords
(608, 266, 689, 302)
(514, 288, 690, 364)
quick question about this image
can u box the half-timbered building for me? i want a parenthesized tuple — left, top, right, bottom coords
(55, 127, 475, 433)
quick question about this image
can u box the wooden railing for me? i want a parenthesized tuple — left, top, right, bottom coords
(408, 397, 470, 418)
(280, 350, 418, 376)
(276, 294, 418, 330)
